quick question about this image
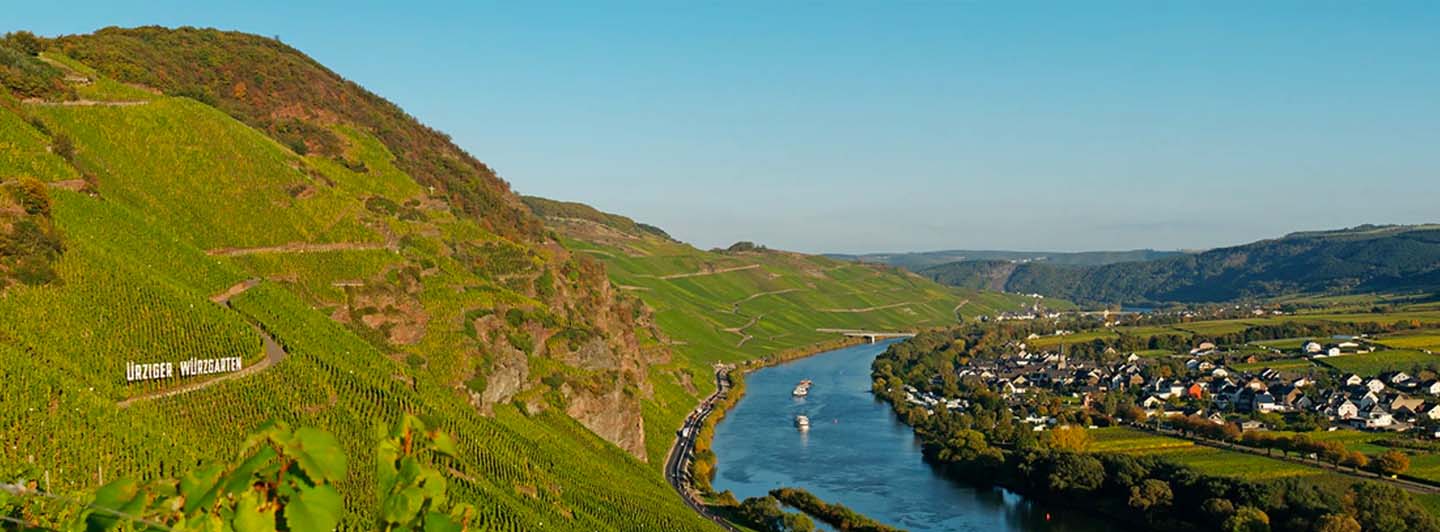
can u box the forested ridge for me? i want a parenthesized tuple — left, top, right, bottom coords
(923, 225, 1440, 304)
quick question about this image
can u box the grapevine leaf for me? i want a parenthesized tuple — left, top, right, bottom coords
(429, 430, 458, 458)
(175, 513, 225, 532)
(375, 439, 401, 496)
(231, 490, 277, 532)
(284, 484, 342, 532)
(381, 486, 424, 525)
(422, 511, 463, 532)
(221, 444, 279, 497)
(85, 478, 140, 531)
(418, 468, 447, 507)
(180, 464, 225, 514)
(292, 427, 347, 484)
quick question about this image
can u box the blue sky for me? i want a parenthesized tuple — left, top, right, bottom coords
(10, 1, 1440, 253)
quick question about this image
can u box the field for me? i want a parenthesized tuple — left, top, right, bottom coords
(1027, 329, 1118, 348)
(1376, 330, 1440, 352)
(1319, 350, 1440, 375)
(1091, 427, 1332, 481)
(1231, 358, 1318, 372)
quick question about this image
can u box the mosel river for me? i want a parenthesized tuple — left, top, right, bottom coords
(710, 340, 1108, 531)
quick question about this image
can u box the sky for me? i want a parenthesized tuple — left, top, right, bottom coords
(9, 1, 1440, 253)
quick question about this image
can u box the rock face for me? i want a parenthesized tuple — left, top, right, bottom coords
(564, 382, 645, 458)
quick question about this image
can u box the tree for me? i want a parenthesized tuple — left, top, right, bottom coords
(1340, 451, 1368, 472)
(1223, 506, 1270, 532)
(51, 133, 75, 162)
(1202, 497, 1236, 526)
(4, 177, 51, 217)
(738, 496, 814, 532)
(937, 429, 1002, 470)
(1045, 453, 1105, 494)
(1351, 482, 1440, 532)
(1045, 425, 1092, 453)
(3, 31, 44, 56)
(1312, 514, 1361, 532)
(1373, 450, 1411, 477)
(1127, 479, 1173, 511)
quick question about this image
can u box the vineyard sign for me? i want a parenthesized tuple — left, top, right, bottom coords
(125, 357, 244, 383)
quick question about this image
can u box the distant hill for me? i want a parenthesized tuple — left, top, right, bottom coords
(829, 248, 1179, 270)
(922, 225, 1440, 304)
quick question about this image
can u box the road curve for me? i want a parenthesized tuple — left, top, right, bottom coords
(665, 366, 740, 531)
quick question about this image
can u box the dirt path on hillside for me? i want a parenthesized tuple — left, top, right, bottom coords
(207, 241, 391, 257)
(952, 299, 970, 319)
(816, 301, 914, 313)
(24, 99, 150, 107)
(46, 180, 87, 191)
(726, 288, 801, 314)
(654, 264, 760, 280)
(723, 314, 763, 348)
(117, 279, 287, 409)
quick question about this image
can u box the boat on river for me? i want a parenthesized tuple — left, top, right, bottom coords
(792, 379, 812, 397)
(794, 415, 810, 431)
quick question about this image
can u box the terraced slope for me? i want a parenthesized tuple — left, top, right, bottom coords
(1, 32, 713, 530)
(523, 196, 1051, 465)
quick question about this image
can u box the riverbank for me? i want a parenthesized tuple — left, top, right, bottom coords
(690, 335, 869, 494)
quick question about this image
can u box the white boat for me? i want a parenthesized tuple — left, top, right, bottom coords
(794, 415, 810, 430)
(792, 379, 812, 397)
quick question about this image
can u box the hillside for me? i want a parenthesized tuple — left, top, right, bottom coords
(0, 28, 717, 530)
(523, 196, 1053, 463)
(830, 248, 1178, 270)
(923, 225, 1440, 305)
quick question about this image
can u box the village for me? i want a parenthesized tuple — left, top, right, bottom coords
(902, 334, 1440, 437)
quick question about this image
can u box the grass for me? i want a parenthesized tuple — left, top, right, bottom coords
(1090, 428, 1323, 481)
(1319, 349, 1440, 375)
(1231, 358, 1317, 372)
(1376, 330, 1440, 352)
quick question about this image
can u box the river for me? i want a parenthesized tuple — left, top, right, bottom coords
(709, 340, 1110, 532)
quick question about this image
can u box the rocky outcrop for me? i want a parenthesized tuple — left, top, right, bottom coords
(563, 382, 645, 458)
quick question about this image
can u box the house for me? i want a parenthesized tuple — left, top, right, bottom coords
(1186, 383, 1206, 399)
(1391, 396, 1426, 416)
(1420, 380, 1440, 395)
(1330, 399, 1360, 419)
(1328, 347, 1343, 357)
(1239, 420, 1266, 432)
(1303, 341, 1324, 354)
(1365, 378, 1387, 393)
(1391, 372, 1413, 385)
(1344, 374, 1364, 387)
(1362, 408, 1396, 429)
(1420, 404, 1440, 421)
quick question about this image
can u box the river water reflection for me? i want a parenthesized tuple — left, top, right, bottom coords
(710, 340, 1111, 531)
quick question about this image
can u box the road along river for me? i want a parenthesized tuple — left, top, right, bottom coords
(709, 340, 1109, 531)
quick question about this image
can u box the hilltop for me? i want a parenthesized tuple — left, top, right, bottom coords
(922, 225, 1440, 305)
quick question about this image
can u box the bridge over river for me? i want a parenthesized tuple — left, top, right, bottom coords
(816, 328, 917, 343)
